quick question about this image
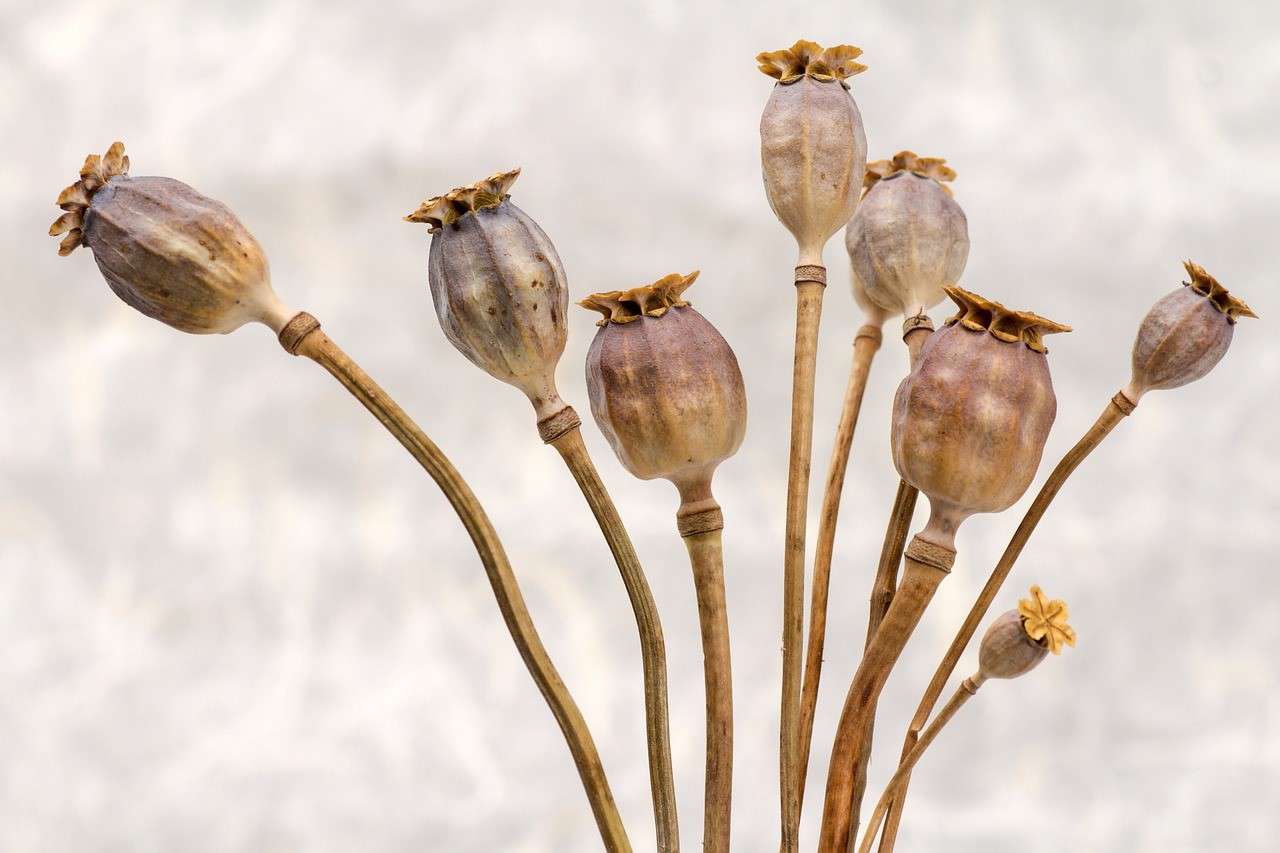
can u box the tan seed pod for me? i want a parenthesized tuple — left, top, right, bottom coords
(891, 287, 1070, 543)
(581, 272, 747, 498)
(845, 151, 969, 319)
(406, 169, 569, 420)
(758, 39, 868, 262)
(51, 141, 290, 335)
(978, 585, 1075, 680)
(1125, 260, 1257, 401)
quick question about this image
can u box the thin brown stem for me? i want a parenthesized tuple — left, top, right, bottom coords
(857, 679, 982, 853)
(549, 425, 680, 853)
(874, 391, 1135, 853)
(279, 315, 632, 852)
(681, 504, 733, 853)
(796, 326, 882, 810)
(780, 276, 826, 851)
(818, 532, 956, 853)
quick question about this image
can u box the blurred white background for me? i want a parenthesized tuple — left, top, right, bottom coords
(1, 1, 1277, 850)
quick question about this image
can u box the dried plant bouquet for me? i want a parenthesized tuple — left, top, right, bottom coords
(48, 33, 1258, 853)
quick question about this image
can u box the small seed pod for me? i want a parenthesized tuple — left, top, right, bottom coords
(580, 272, 747, 502)
(1126, 261, 1257, 401)
(50, 141, 289, 334)
(891, 287, 1070, 543)
(406, 169, 569, 419)
(757, 40, 868, 261)
(978, 585, 1075, 681)
(845, 151, 969, 319)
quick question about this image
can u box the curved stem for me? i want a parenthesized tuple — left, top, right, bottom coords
(282, 317, 631, 851)
(796, 326, 882, 809)
(549, 425, 680, 852)
(781, 276, 826, 851)
(818, 534, 955, 853)
(682, 516, 733, 853)
(876, 391, 1135, 852)
(857, 679, 982, 853)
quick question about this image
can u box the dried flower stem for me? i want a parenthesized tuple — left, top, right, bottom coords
(818, 532, 955, 853)
(795, 324, 885, 807)
(857, 679, 982, 853)
(781, 273, 827, 850)
(547, 425, 680, 853)
(679, 500, 733, 853)
(279, 315, 632, 851)
(874, 391, 1136, 853)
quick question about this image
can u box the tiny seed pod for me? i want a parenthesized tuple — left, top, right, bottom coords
(1126, 260, 1257, 401)
(891, 287, 1070, 543)
(406, 169, 569, 419)
(845, 151, 969, 319)
(50, 141, 289, 334)
(757, 40, 868, 261)
(978, 585, 1076, 681)
(580, 272, 747, 498)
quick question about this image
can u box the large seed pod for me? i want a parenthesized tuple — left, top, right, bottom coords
(1126, 261, 1256, 401)
(757, 40, 868, 259)
(406, 169, 569, 418)
(50, 141, 288, 335)
(891, 287, 1070, 540)
(581, 273, 747, 493)
(845, 151, 969, 318)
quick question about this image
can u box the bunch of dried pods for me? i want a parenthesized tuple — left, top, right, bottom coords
(48, 33, 1257, 853)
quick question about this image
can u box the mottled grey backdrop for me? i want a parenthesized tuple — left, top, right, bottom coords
(1, 1, 1277, 851)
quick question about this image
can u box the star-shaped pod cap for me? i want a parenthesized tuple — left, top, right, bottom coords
(49, 141, 130, 256)
(405, 168, 521, 233)
(943, 285, 1072, 353)
(579, 272, 698, 326)
(756, 39, 867, 87)
(1183, 260, 1256, 323)
(864, 150, 958, 196)
(1018, 585, 1077, 655)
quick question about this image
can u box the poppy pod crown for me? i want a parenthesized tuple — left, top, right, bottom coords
(846, 151, 969, 319)
(407, 168, 570, 420)
(50, 141, 289, 335)
(582, 272, 747, 493)
(758, 39, 868, 259)
(1126, 261, 1256, 401)
(891, 287, 1070, 545)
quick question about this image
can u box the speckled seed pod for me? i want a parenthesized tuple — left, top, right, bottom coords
(1126, 261, 1256, 401)
(891, 287, 1071, 542)
(845, 151, 969, 318)
(580, 272, 747, 493)
(757, 40, 868, 260)
(49, 141, 288, 334)
(405, 169, 569, 419)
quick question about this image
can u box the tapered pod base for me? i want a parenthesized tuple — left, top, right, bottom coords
(542, 415, 680, 853)
(277, 312, 632, 852)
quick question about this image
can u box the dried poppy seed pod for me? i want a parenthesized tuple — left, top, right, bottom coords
(406, 169, 570, 421)
(758, 40, 868, 263)
(891, 287, 1070, 546)
(581, 272, 747, 512)
(845, 151, 969, 320)
(1125, 261, 1257, 402)
(50, 141, 291, 334)
(978, 585, 1076, 682)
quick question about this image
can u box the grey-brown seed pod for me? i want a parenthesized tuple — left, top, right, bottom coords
(580, 272, 747, 500)
(891, 287, 1071, 547)
(978, 585, 1076, 681)
(758, 40, 868, 263)
(1125, 260, 1257, 402)
(405, 168, 569, 420)
(845, 151, 969, 319)
(50, 141, 291, 334)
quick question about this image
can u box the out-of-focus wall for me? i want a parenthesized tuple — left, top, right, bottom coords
(1, 1, 1277, 850)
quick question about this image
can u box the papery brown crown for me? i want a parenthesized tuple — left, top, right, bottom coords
(756, 39, 867, 87)
(1183, 260, 1256, 323)
(943, 286, 1071, 353)
(579, 272, 698, 326)
(49, 141, 130, 255)
(864, 151, 957, 195)
(405, 168, 521, 233)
